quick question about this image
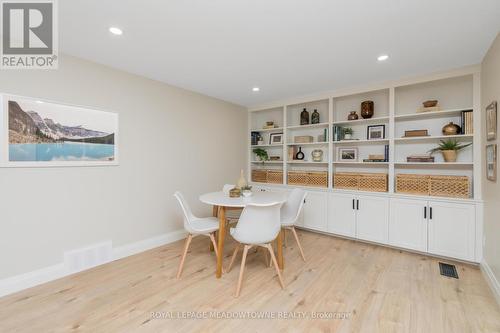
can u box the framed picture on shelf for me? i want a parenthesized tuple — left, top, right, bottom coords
(486, 144, 497, 181)
(486, 101, 497, 141)
(269, 132, 283, 145)
(338, 147, 358, 162)
(367, 125, 385, 140)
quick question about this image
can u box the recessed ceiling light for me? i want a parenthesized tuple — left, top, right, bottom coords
(109, 27, 123, 36)
(377, 54, 389, 62)
(252, 87, 260, 92)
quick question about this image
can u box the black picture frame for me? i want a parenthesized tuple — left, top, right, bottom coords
(269, 132, 284, 145)
(367, 125, 386, 140)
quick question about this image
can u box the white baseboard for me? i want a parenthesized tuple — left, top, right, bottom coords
(480, 260, 500, 307)
(0, 229, 186, 298)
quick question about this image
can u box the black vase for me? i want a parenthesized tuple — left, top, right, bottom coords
(300, 108, 309, 125)
(295, 147, 304, 160)
(311, 109, 320, 124)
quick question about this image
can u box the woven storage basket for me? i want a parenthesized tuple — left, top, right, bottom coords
(251, 169, 267, 183)
(358, 173, 388, 192)
(396, 174, 430, 195)
(267, 170, 284, 184)
(333, 172, 359, 190)
(288, 171, 328, 187)
(430, 175, 469, 198)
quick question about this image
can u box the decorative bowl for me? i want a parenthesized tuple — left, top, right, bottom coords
(423, 100, 438, 108)
(242, 190, 252, 197)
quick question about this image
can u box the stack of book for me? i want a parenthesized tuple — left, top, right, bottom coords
(461, 110, 473, 134)
(332, 126, 344, 141)
(407, 155, 435, 162)
(362, 146, 389, 162)
(251, 132, 259, 145)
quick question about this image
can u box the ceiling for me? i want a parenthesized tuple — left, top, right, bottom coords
(60, 0, 500, 107)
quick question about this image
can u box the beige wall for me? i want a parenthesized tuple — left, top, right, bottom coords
(481, 33, 500, 282)
(0, 54, 247, 279)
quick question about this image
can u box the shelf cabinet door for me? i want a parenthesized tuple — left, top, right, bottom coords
(355, 195, 389, 244)
(327, 193, 356, 237)
(302, 191, 328, 232)
(427, 201, 475, 261)
(389, 198, 428, 252)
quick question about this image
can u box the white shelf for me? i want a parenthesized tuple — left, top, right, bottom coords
(250, 144, 283, 148)
(287, 161, 328, 164)
(333, 161, 389, 165)
(332, 116, 389, 126)
(286, 142, 328, 146)
(395, 162, 473, 166)
(286, 122, 329, 130)
(394, 108, 472, 121)
(250, 127, 284, 132)
(333, 139, 389, 144)
(250, 160, 283, 164)
(394, 134, 473, 142)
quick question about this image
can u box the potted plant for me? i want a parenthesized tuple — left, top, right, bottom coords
(241, 185, 253, 197)
(253, 148, 268, 162)
(428, 139, 472, 162)
(343, 127, 353, 140)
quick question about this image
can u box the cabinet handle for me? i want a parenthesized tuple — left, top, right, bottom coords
(424, 206, 427, 219)
(356, 199, 359, 210)
(352, 199, 355, 210)
(430, 207, 433, 220)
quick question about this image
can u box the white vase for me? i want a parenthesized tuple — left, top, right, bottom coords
(237, 169, 247, 189)
(344, 134, 352, 140)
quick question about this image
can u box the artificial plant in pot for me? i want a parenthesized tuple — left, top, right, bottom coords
(343, 127, 353, 140)
(428, 139, 472, 162)
(253, 148, 268, 163)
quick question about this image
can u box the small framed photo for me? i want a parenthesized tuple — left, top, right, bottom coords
(338, 147, 358, 162)
(486, 144, 497, 181)
(269, 132, 284, 145)
(486, 101, 497, 141)
(367, 125, 385, 140)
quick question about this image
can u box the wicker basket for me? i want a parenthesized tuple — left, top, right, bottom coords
(287, 171, 328, 188)
(251, 169, 283, 184)
(334, 172, 388, 192)
(251, 169, 268, 183)
(396, 174, 470, 198)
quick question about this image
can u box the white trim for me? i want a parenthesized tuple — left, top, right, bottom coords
(0, 229, 186, 298)
(480, 260, 500, 307)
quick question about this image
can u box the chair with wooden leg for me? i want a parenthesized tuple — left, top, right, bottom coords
(173, 191, 220, 279)
(280, 188, 307, 261)
(222, 184, 242, 224)
(226, 202, 285, 297)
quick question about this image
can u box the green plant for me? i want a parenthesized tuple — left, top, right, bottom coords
(343, 127, 353, 135)
(241, 185, 252, 191)
(253, 148, 268, 162)
(428, 139, 472, 153)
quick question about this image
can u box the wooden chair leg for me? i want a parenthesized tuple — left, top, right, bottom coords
(291, 227, 306, 261)
(177, 234, 193, 279)
(209, 233, 219, 259)
(235, 245, 251, 297)
(266, 244, 285, 289)
(283, 228, 288, 247)
(227, 244, 240, 273)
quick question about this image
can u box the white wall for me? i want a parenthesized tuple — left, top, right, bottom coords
(0, 54, 247, 279)
(481, 33, 500, 288)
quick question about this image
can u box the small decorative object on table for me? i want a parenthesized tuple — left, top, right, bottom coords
(347, 111, 359, 120)
(428, 139, 472, 162)
(295, 147, 305, 160)
(311, 109, 320, 124)
(403, 129, 428, 137)
(367, 125, 385, 140)
(253, 148, 268, 162)
(269, 132, 283, 145)
(360, 101, 374, 119)
(486, 101, 497, 141)
(263, 121, 276, 129)
(257, 134, 264, 145)
(442, 122, 461, 136)
(241, 185, 253, 197)
(417, 100, 440, 113)
(229, 188, 241, 198)
(300, 108, 310, 125)
(343, 128, 353, 140)
(486, 144, 497, 181)
(338, 147, 358, 162)
(311, 149, 323, 162)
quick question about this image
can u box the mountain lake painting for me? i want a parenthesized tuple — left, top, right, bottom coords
(4, 96, 118, 165)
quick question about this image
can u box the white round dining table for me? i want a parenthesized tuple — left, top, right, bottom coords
(199, 191, 287, 278)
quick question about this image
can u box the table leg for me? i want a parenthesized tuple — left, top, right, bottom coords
(277, 229, 284, 270)
(216, 206, 226, 278)
(210, 205, 218, 252)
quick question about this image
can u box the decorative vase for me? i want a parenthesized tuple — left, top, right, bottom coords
(344, 134, 352, 140)
(311, 149, 323, 162)
(237, 169, 247, 189)
(295, 147, 305, 160)
(442, 150, 457, 162)
(361, 101, 374, 119)
(300, 108, 309, 125)
(442, 122, 461, 135)
(348, 111, 359, 120)
(311, 109, 320, 124)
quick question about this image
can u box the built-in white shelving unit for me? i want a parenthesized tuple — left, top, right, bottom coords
(248, 68, 480, 200)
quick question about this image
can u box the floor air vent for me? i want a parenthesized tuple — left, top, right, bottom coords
(439, 262, 459, 279)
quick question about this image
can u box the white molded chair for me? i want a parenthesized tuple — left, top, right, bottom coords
(281, 188, 307, 261)
(226, 202, 285, 297)
(174, 191, 220, 279)
(222, 184, 242, 224)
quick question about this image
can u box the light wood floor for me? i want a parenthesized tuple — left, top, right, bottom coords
(1, 230, 499, 333)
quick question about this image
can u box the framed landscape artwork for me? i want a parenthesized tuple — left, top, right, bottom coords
(486, 101, 497, 141)
(486, 144, 497, 181)
(0, 94, 119, 167)
(338, 147, 358, 162)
